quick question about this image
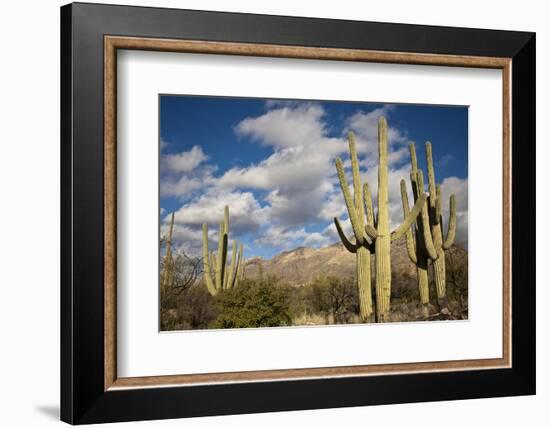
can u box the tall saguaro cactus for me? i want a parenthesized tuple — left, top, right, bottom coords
(400, 146, 437, 317)
(160, 212, 175, 291)
(202, 206, 244, 296)
(335, 117, 427, 322)
(334, 133, 374, 322)
(401, 142, 457, 313)
(425, 142, 457, 309)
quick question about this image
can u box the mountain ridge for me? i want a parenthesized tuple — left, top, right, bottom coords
(243, 236, 468, 296)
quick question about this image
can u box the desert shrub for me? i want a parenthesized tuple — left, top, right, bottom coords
(160, 283, 218, 331)
(211, 276, 291, 329)
(445, 248, 469, 318)
(301, 276, 359, 324)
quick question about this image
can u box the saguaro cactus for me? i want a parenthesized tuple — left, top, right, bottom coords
(401, 142, 457, 313)
(160, 212, 175, 290)
(202, 206, 244, 296)
(425, 142, 457, 309)
(335, 117, 427, 322)
(334, 133, 374, 322)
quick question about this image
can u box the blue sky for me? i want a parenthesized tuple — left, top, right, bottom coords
(160, 96, 468, 259)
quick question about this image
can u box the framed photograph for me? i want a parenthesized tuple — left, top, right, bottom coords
(61, 2, 535, 424)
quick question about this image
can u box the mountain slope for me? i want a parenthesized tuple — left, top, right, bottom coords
(243, 236, 468, 300)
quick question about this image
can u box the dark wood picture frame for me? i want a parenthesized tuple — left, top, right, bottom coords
(61, 2, 536, 424)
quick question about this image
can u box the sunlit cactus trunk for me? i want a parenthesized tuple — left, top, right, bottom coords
(375, 118, 391, 321)
(356, 246, 372, 321)
(202, 206, 243, 296)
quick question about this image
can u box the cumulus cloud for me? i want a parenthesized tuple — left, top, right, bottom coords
(171, 190, 267, 235)
(439, 176, 468, 248)
(161, 176, 204, 198)
(162, 145, 208, 173)
(160, 146, 215, 199)
(235, 104, 326, 149)
(224, 104, 348, 227)
(254, 225, 332, 250)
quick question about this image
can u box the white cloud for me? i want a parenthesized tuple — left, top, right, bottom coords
(162, 145, 208, 173)
(235, 103, 326, 149)
(302, 232, 332, 247)
(160, 163, 216, 199)
(171, 190, 268, 235)
(254, 225, 332, 250)
(161, 176, 204, 198)
(217, 146, 331, 190)
(440, 176, 468, 248)
(323, 219, 346, 240)
(319, 188, 348, 220)
(254, 226, 307, 248)
(221, 104, 348, 227)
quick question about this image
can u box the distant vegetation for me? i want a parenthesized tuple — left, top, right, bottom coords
(160, 244, 468, 331)
(161, 274, 358, 331)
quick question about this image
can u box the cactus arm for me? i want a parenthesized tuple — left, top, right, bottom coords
(235, 243, 245, 287)
(425, 142, 437, 210)
(215, 220, 227, 290)
(415, 170, 438, 260)
(223, 269, 228, 289)
(377, 117, 389, 234)
(363, 182, 375, 227)
(434, 185, 442, 225)
(334, 217, 358, 253)
(202, 223, 217, 296)
(409, 143, 421, 204)
(443, 194, 457, 250)
(209, 251, 216, 270)
(335, 157, 364, 244)
(399, 179, 417, 263)
(233, 242, 244, 288)
(225, 239, 238, 289)
(365, 224, 378, 240)
(348, 133, 366, 233)
(391, 193, 427, 242)
(409, 143, 418, 172)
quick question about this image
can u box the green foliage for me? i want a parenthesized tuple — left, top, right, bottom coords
(211, 277, 291, 329)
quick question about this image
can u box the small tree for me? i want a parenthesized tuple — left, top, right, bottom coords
(160, 250, 203, 320)
(306, 276, 358, 324)
(211, 277, 291, 329)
